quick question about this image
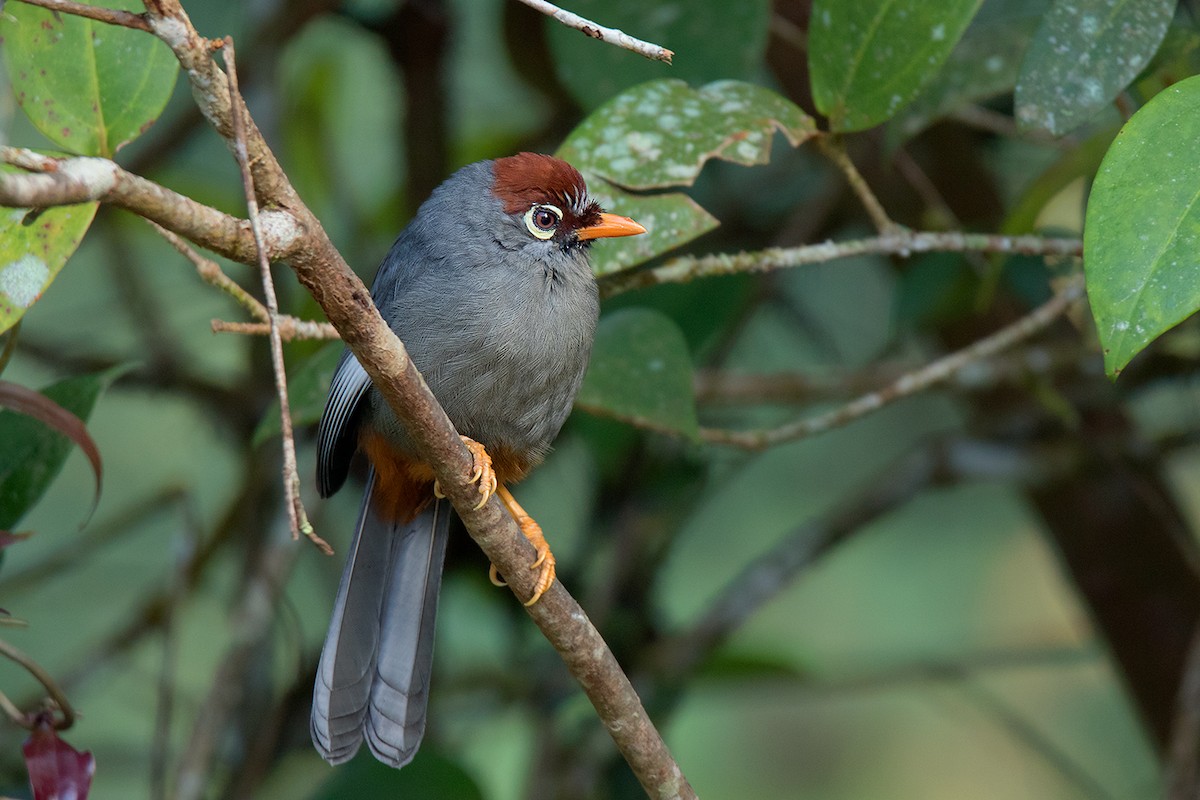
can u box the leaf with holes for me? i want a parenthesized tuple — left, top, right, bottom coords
(1, 0, 178, 156)
(1016, 0, 1174, 136)
(809, 0, 984, 132)
(576, 308, 698, 440)
(1084, 76, 1200, 376)
(558, 80, 816, 276)
(0, 167, 98, 333)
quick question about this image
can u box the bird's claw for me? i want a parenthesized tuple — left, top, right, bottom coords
(432, 436, 496, 508)
(523, 538, 556, 606)
(489, 512, 556, 606)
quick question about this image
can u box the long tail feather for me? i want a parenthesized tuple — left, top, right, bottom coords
(311, 471, 451, 767)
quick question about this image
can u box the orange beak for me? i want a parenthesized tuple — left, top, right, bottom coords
(577, 212, 646, 241)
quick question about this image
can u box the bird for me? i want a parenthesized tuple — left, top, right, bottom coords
(310, 152, 645, 768)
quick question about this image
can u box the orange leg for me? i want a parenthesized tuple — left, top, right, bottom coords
(488, 485, 556, 606)
(433, 436, 497, 508)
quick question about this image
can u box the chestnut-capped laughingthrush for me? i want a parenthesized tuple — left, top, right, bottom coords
(311, 153, 645, 767)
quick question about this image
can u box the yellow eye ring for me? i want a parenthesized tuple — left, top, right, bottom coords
(524, 204, 562, 240)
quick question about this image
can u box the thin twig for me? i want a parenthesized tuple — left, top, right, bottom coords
(210, 318, 340, 340)
(699, 274, 1086, 450)
(221, 38, 329, 556)
(817, 135, 898, 234)
(173, 527, 299, 800)
(600, 229, 1084, 297)
(149, 221, 268, 322)
(656, 444, 945, 677)
(0, 637, 77, 729)
(514, 0, 673, 63)
(12, 0, 152, 31)
(150, 221, 338, 339)
(150, 495, 201, 800)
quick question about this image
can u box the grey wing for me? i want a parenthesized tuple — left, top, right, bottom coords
(317, 349, 372, 498)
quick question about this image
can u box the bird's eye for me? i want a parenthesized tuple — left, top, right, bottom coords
(524, 204, 562, 240)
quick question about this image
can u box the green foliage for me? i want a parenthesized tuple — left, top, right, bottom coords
(0, 0, 178, 157)
(0, 171, 98, 333)
(1084, 75, 1200, 376)
(545, 0, 771, 110)
(577, 308, 699, 440)
(1015, 0, 1174, 135)
(809, 0, 985, 132)
(890, 0, 1047, 144)
(558, 79, 815, 275)
(3, 0, 1199, 797)
(0, 367, 122, 531)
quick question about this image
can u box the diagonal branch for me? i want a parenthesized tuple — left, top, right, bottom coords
(600, 230, 1084, 297)
(130, 1, 695, 795)
(0, 148, 295, 264)
(14, 0, 151, 30)
(515, 0, 674, 63)
(698, 274, 1086, 450)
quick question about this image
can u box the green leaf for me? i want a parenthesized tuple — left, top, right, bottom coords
(576, 308, 698, 440)
(0, 367, 126, 531)
(558, 79, 817, 275)
(1016, 0, 1174, 136)
(0, 380, 105, 525)
(545, 0, 771, 111)
(0, 166, 99, 333)
(809, 0, 985, 132)
(889, 0, 1047, 144)
(1, 0, 179, 156)
(253, 342, 343, 446)
(1084, 75, 1200, 376)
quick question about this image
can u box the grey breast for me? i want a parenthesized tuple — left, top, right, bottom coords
(365, 161, 599, 464)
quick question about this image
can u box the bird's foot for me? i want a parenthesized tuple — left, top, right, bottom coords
(490, 486, 557, 606)
(433, 436, 497, 509)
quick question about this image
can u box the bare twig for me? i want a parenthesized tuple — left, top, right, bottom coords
(600, 229, 1084, 297)
(210, 318, 339, 340)
(173, 528, 299, 800)
(150, 495, 202, 800)
(699, 274, 1086, 449)
(221, 38, 329, 556)
(0, 637, 77, 729)
(150, 221, 339, 340)
(149, 221, 268, 321)
(514, 0, 673, 63)
(656, 444, 945, 676)
(817, 135, 898, 234)
(12, 0, 152, 31)
(0, 148, 296, 265)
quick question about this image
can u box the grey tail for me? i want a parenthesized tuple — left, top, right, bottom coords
(310, 470, 451, 767)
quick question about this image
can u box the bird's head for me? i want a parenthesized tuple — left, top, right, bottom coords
(490, 153, 644, 251)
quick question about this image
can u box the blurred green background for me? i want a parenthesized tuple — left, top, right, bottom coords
(2, 0, 1197, 797)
